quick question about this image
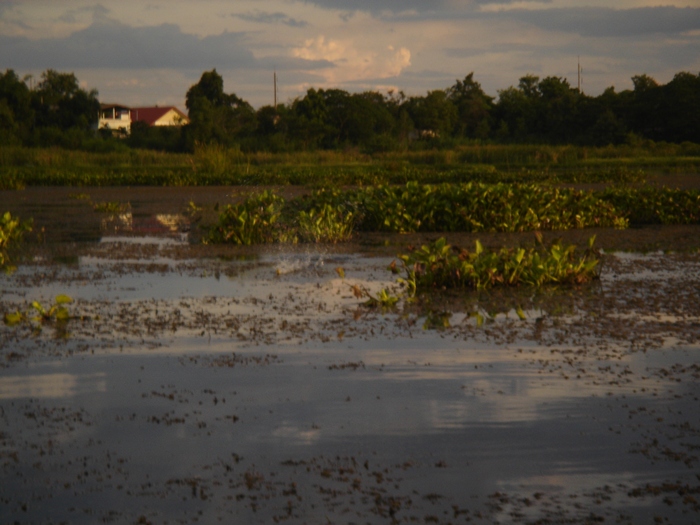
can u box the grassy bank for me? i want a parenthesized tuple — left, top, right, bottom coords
(1, 144, 699, 189)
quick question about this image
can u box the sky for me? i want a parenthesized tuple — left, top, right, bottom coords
(1, 0, 699, 110)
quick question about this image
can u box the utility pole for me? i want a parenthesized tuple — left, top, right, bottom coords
(578, 56, 583, 93)
(273, 71, 277, 111)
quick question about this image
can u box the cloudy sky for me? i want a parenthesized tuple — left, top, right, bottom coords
(1, 1, 699, 110)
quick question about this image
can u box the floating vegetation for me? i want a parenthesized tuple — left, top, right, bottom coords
(0, 211, 32, 270)
(601, 187, 700, 225)
(93, 201, 129, 213)
(205, 183, 633, 245)
(297, 203, 355, 243)
(344, 182, 626, 233)
(205, 190, 286, 245)
(395, 234, 601, 295)
(361, 288, 400, 309)
(3, 294, 74, 329)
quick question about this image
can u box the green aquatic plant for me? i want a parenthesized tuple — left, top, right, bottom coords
(396, 234, 601, 295)
(69, 192, 91, 200)
(362, 288, 400, 309)
(599, 187, 700, 225)
(3, 294, 74, 327)
(206, 190, 286, 245)
(297, 204, 355, 243)
(325, 182, 626, 233)
(93, 201, 129, 213)
(200, 183, 700, 246)
(0, 211, 32, 270)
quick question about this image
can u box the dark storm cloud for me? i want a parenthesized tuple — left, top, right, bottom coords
(505, 6, 700, 37)
(233, 11, 309, 28)
(0, 19, 253, 70)
(0, 18, 330, 72)
(336, 2, 700, 38)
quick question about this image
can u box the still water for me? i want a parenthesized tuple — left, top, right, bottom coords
(1, 231, 699, 524)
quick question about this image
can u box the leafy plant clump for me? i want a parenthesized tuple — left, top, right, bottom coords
(297, 203, 356, 243)
(4, 295, 74, 327)
(203, 183, 700, 245)
(600, 187, 700, 225)
(205, 190, 286, 245)
(396, 234, 601, 295)
(348, 182, 626, 233)
(93, 201, 130, 213)
(0, 211, 32, 269)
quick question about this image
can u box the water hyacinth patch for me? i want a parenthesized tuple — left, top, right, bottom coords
(347, 182, 626, 233)
(202, 183, 700, 245)
(395, 234, 601, 295)
(204, 183, 629, 245)
(600, 187, 700, 225)
(205, 190, 286, 245)
(0, 211, 32, 270)
(297, 204, 355, 243)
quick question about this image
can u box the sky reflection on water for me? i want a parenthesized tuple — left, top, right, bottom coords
(1, 241, 699, 524)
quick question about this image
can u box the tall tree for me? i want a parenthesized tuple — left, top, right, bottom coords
(184, 69, 255, 148)
(33, 69, 99, 131)
(446, 73, 494, 139)
(406, 90, 457, 139)
(0, 69, 34, 144)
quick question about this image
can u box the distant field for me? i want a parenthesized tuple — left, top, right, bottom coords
(1, 143, 699, 188)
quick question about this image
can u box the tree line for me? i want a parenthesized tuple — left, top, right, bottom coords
(1, 67, 699, 153)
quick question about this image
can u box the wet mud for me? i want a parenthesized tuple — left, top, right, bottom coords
(1, 186, 699, 524)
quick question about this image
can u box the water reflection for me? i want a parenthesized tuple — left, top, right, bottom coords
(1, 243, 699, 524)
(0, 372, 106, 399)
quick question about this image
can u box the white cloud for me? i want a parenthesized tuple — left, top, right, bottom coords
(1, 0, 698, 108)
(291, 36, 411, 84)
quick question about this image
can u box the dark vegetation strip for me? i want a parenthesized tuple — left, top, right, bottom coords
(2, 144, 700, 189)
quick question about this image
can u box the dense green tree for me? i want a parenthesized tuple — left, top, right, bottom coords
(406, 90, 457, 138)
(657, 72, 700, 143)
(3, 66, 699, 152)
(288, 88, 334, 149)
(446, 73, 494, 139)
(0, 69, 34, 144)
(494, 75, 584, 143)
(184, 69, 256, 149)
(493, 81, 537, 142)
(535, 76, 581, 142)
(32, 69, 99, 132)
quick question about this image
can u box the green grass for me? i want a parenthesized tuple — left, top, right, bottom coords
(1, 144, 698, 188)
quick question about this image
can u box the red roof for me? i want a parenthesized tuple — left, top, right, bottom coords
(130, 106, 188, 126)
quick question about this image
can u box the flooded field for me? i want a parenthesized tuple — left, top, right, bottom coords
(1, 188, 700, 524)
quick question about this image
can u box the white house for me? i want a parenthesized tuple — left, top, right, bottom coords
(96, 104, 189, 135)
(97, 103, 132, 134)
